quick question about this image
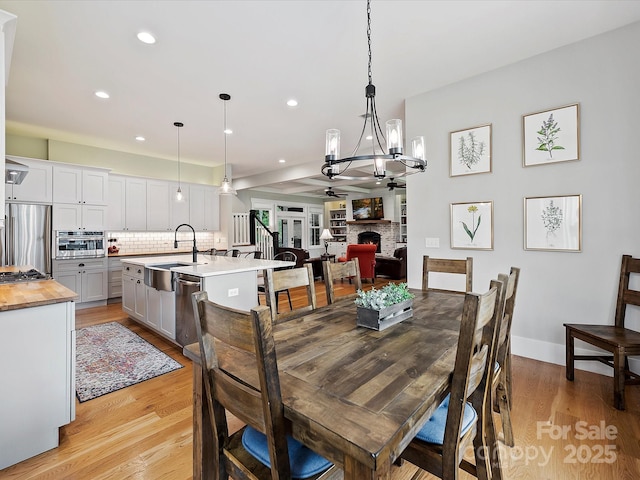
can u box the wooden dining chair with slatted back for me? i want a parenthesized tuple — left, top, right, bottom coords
(490, 267, 520, 448)
(423, 256, 473, 294)
(192, 291, 339, 480)
(257, 251, 297, 311)
(264, 263, 316, 322)
(399, 277, 506, 480)
(565, 254, 640, 410)
(323, 258, 362, 304)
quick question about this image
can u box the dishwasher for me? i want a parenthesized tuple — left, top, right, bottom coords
(175, 273, 202, 347)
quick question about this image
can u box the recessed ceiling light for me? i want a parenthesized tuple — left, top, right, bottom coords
(95, 90, 110, 99)
(366, 135, 373, 140)
(137, 31, 156, 44)
(278, 159, 286, 163)
(135, 136, 145, 142)
(287, 99, 298, 107)
(224, 128, 233, 135)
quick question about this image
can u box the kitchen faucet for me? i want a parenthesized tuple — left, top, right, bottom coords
(174, 223, 198, 263)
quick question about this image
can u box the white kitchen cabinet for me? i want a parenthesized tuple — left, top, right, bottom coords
(146, 179, 171, 231)
(52, 203, 107, 231)
(5, 157, 53, 203)
(121, 261, 146, 321)
(52, 258, 108, 303)
(169, 181, 190, 228)
(52, 165, 108, 205)
(108, 257, 123, 298)
(190, 184, 220, 231)
(146, 287, 175, 340)
(107, 175, 147, 231)
(0, 301, 75, 470)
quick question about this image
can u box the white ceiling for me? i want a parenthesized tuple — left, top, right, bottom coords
(2, 0, 640, 198)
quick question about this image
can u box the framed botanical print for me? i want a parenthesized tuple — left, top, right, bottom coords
(450, 201, 493, 250)
(450, 124, 492, 176)
(522, 104, 580, 167)
(524, 194, 582, 252)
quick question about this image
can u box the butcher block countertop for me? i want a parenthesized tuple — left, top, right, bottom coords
(0, 266, 78, 311)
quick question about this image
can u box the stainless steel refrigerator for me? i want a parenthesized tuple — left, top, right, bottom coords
(1, 203, 52, 274)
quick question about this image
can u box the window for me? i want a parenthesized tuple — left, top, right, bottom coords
(309, 210, 322, 247)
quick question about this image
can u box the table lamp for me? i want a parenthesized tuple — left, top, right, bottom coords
(320, 228, 334, 255)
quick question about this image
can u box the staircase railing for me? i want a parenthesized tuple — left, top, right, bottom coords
(250, 210, 279, 259)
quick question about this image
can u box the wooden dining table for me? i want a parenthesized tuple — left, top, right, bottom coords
(184, 289, 465, 480)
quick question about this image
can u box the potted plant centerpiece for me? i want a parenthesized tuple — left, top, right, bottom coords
(354, 282, 415, 330)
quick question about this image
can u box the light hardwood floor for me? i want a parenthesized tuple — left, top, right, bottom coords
(2, 278, 639, 479)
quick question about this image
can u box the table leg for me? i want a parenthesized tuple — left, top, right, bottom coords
(344, 455, 390, 480)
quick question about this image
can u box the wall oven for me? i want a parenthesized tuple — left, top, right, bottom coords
(55, 231, 106, 259)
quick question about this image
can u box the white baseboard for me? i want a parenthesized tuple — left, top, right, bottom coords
(512, 335, 640, 378)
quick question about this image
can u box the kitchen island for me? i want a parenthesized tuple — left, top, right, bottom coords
(0, 268, 78, 469)
(120, 254, 294, 346)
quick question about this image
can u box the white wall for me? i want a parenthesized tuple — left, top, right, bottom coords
(405, 21, 640, 373)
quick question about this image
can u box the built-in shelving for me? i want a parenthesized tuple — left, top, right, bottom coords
(329, 207, 347, 241)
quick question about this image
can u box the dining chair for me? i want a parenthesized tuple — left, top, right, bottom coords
(565, 254, 640, 410)
(399, 277, 506, 480)
(264, 263, 316, 322)
(192, 291, 339, 480)
(422, 256, 473, 294)
(323, 258, 362, 304)
(244, 250, 262, 259)
(257, 251, 297, 310)
(225, 249, 241, 257)
(491, 267, 520, 447)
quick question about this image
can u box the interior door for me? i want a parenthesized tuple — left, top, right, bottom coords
(277, 216, 304, 248)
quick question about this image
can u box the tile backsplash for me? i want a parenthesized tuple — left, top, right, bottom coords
(107, 231, 216, 255)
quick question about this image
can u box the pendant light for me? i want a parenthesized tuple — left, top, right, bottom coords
(322, 0, 426, 180)
(219, 93, 236, 195)
(174, 121, 184, 201)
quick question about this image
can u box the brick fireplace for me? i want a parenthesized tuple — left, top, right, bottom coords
(346, 221, 400, 257)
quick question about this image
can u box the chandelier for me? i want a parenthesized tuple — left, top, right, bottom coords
(322, 0, 426, 180)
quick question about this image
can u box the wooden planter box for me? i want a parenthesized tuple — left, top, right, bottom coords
(356, 299, 414, 331)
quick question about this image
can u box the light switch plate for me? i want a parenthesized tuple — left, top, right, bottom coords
(425, 237, 440, 248)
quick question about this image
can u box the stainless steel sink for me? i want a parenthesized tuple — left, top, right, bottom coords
(144, 263, 192, 291)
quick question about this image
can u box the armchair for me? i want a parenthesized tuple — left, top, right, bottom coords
(375, 247, 407, 280)
(339, 244, 377, 282)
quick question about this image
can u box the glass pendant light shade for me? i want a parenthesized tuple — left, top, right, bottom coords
(411, 136, 426, 161)
(221, 177, 232, 194)
(373, 156, 386, 178)
(174, 121, 184, 202)
(385, 119, 403, 154)
(325, 129, 340, 160)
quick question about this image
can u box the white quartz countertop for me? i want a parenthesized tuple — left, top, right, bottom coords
(120, 254, 294, 278)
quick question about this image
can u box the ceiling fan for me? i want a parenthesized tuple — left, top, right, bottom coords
(387, 178, 406, 191)
(325, 187, 347, 198)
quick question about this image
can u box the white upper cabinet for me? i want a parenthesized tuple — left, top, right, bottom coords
(107, 175, 147, 231)
(53, 165, 108, 205)
(5, 157, 53, 203)
(190, 184, 220, 231)
(146, 180, 171, 231)
(169, 182, 190, 229)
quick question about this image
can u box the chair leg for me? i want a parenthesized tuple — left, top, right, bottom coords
(614, 349, 626, 410)
(286, 289, 292, 311)
(497, 382, 514, 447)
(565, 329, 575, 381)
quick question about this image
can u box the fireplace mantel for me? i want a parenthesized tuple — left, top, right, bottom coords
(346, 220, 391, 225)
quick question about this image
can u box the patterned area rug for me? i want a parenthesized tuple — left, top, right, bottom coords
(76, 322, 183, 402)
